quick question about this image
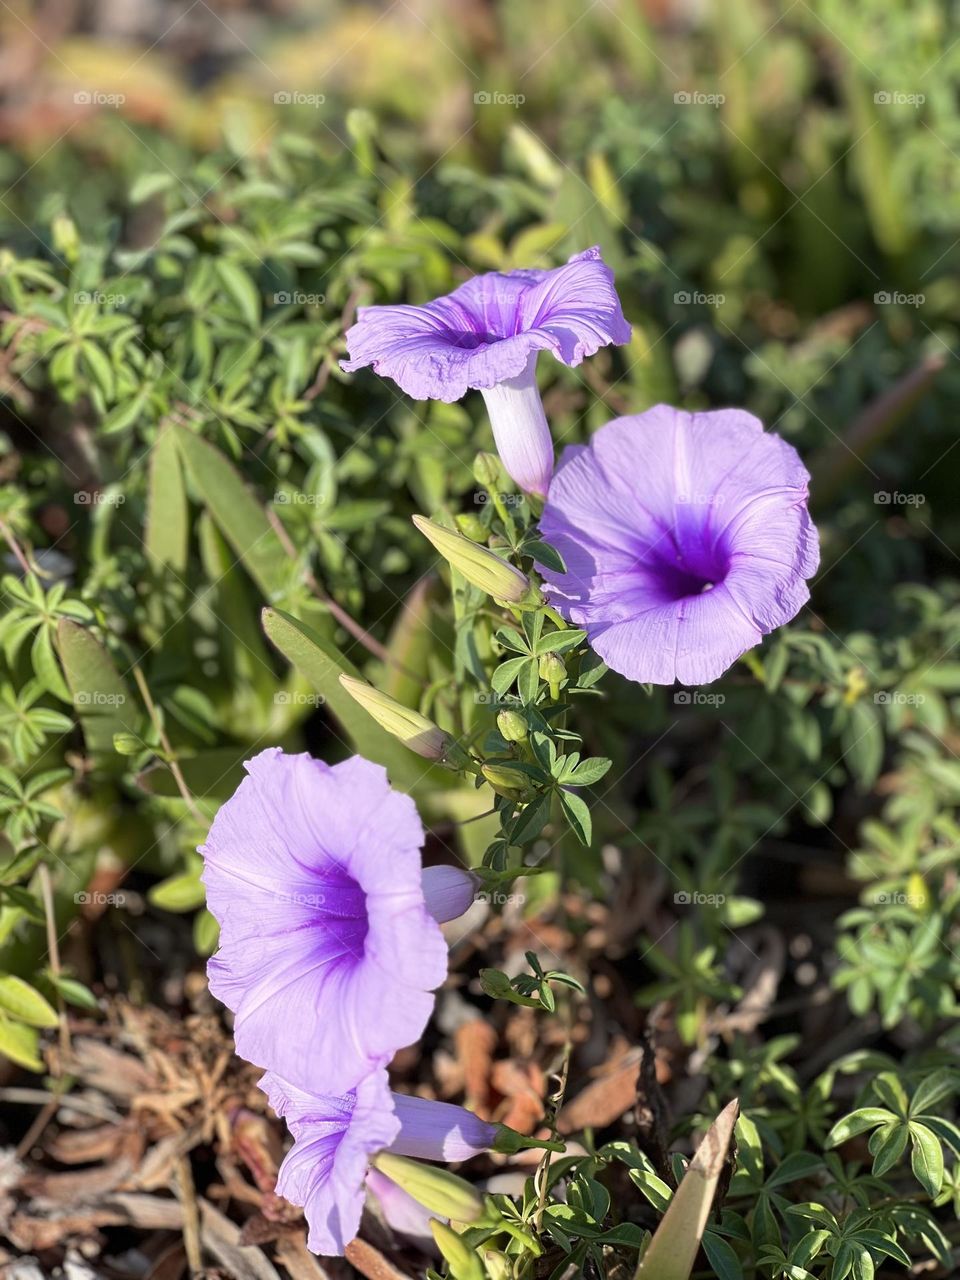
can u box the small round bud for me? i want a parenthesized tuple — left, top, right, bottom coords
(472, 451, 502, 489)
(538, 651, 566, 685)
(456, 512, 488, 543)
(497, 709, 528, 743)
(480, 763, 528, 801)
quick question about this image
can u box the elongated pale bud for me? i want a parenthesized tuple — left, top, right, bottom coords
(371, 1153, 484, 1223)
(389, 1094, 498, 1162)
(338, 675, 469, 767)
(431, 1220, 485, 1280)
(412, 516, 538, 605)
(421, 865, 478, 924)
(479, 355, 554, 499)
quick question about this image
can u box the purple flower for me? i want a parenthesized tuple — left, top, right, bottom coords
(262, 1068, 399, 1256)
(537, 406, 820, 686)
(341, 247, 631, 498)
(201, 749, 475, 1095)
(262, 1070, 497, 1256)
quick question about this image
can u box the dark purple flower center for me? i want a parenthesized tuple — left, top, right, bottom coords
(446, 328, 500, 349)
(642, 516, 731, 603)
(303, 866, 369, 965)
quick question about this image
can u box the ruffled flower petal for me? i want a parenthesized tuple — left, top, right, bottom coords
(341, 247, 631, 403)
(201, 750, 449, 1095)
(538, 406, 820, 685)
(262, 1069, 400, 1256)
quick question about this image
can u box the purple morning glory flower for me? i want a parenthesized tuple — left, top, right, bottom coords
(341, 247, 631, 498)
(262, 1068, 400, 1256)
(201, 749, 475, 1096)
(262, 1069, 497, 1256)
(537, 406, 820, 686)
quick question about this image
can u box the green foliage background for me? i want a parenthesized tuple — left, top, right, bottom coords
(0, 0, 959, 1276)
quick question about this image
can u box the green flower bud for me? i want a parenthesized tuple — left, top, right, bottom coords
(412, 516, 538, 605)
(538, 652, 566, 685)
(456, 512, 489, 543)
(480, 763, 529, 801)
(52, 213, 79, 263)
(372, 1152, 484, 1223)
(497, 709, 528, 743)
(430, 1221, 485, 1280)
(472, 451, 503, 489)
(339, 675, 468, 767)
(480, 1250, 513, 1280)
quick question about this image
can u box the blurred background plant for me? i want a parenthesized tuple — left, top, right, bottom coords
(0, 0, 959, 1276)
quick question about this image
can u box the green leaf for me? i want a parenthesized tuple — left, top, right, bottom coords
(0, 974, 58, 1028)
(31, 625, 70, 702)
(262, 608, 448, 795)
(909, 1122, 944, 1196)
(216, 258, 261, 328)
(910, 1068, 959, 1116)
(146, 427, 188, 572)
(0, 1013, 43, 1071)
(193, 908, 219, 956)
(57, 620, 137, 766)
(825, 1107, 895, 1146)
(149, 870, 206, 913)
(535, 629, 587, 655)
(869, 1121, 909, 1176)
(702, 1232, 744, 1280)
(559, 788, 592, 846)
(175, 428, 290, 600)
(509, 792, 552, 845)
(47, 973, 98, 1010)
(525, 540, 567, 573)
(842, 701, 884, 791)
(564, 757, 612, 786)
